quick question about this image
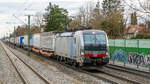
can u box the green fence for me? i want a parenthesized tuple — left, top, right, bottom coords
(109, 39, 150, 67)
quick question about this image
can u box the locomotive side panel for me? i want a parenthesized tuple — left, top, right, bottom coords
(55, 37, 74, 59)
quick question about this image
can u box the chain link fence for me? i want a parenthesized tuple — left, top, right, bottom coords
(109, 39, 150, 71)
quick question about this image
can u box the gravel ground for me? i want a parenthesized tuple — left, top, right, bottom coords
(2, 43, 47, 84)
(0, 42, 23, 84)
(7, 43, 111, 84)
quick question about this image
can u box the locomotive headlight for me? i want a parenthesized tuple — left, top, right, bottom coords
(81, 52, 84, 56)
(80, 49, 84, 56)
(106, 52, 110, 58)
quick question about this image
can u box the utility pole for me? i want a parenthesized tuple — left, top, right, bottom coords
(14, 27, 16, 48)
(40, 24, 43, 49)
(8, 33, 10, 46)
(26, 15, 32, 56)
(65, 16, 67, 31)
(4, 34, 5, 41)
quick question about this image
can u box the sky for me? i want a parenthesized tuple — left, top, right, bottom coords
(0, 0, 101, 38)
(0, 0, 143, 38)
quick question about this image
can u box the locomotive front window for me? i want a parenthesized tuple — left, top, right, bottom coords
(95, 35, 106, 45)
(83, 34, 106, 44)
(83, 35, 95, 44)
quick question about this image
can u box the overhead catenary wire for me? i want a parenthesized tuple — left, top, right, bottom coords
(12, 14, 27, 25)
(3, 0, 29, 35)
(12, 0, 35, 26)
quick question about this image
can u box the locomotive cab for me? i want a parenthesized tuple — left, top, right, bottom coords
(74, 30, 109, 66)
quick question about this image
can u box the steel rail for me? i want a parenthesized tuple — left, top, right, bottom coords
(97, 68, 140, 84)
(1, 42, 28, 84)
(106, 64, 150, 79)
(41, 56, 140, 84)
(2, 42, 51, 84)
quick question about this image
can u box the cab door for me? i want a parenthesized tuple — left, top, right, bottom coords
(74, 36, 80, 57)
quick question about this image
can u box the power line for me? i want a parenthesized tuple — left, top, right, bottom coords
(12, 0, 30, 16)
(7, 0, 30, 27)
(12, 14, 27, 25)
(12, 0, 34, 26)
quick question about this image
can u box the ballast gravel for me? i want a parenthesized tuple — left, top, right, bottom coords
(0, 42, 23, 84)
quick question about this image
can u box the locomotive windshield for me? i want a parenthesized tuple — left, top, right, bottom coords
(83, 32, 107, 51)
(83, 34, 106, 45)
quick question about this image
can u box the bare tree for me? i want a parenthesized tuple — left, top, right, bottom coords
(123, 0, 150, 14)
(123, 0, 150, 28)
(69, 15, 82, 29)
(34, 12, 44, 27)
(69, 1, 96, 29)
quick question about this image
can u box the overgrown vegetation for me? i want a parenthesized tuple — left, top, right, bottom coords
(132, 34, 150, 39)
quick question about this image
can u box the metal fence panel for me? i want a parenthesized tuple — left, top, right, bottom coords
(139, 40, 150, 48)
(109, 39, 150, 68)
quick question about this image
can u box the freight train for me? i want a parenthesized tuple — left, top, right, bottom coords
(7, 30, 109, 67)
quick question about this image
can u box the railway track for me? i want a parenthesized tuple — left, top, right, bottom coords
(60, 62, 118, 84)
(89, 68, 141, 84)
(101, 64, 150, 84)
(1, 42, 51, 84)
(57, 61, 141, 84)
(5, 43, 147, 84)
(25, 52, 140, 84)
(106, 64, 150, 78)
(39, 56, 141, 84)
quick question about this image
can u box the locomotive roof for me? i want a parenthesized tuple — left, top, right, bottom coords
(58, 32, 74, 37)
(55, 30, 106, 37)
(77, 30, 106, 35)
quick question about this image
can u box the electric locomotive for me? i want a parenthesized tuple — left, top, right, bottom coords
(54, 30, 109, 67)
(82, 30, 109, 66)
